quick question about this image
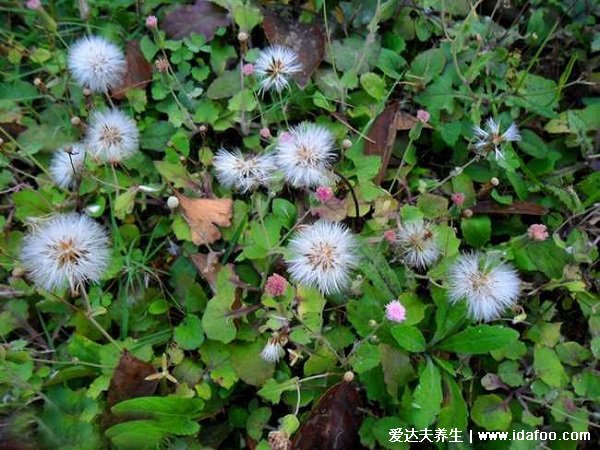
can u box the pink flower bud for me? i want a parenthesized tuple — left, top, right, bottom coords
(242, 63, 254, 76)
(26, 0, 41, 10)
(383, 230, 396, 243)
(278, 131, 293, 144)
(260, 127, 271, 139)
(451, 192, 465, 206)
(527, 224, 549, 241)
(416, 109, 430, 123)
(315, 186, 334, 203)
(145, 15, 158, 29)
(385, 300, 406, 323)
(265, 274, 288, 297)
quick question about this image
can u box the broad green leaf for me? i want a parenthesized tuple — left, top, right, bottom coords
(438, 374, 468, 431)
(410, 358, 442, 428)
(437, 325, 519, 354)
(350, 343, 381, 374)
(173, 314, 204, 350)
(390, 325, 426, 352)
(114, 187, 138, 220)
(460, 215, 491, 248)
(360, 72, 386, 101)
(471, 394, 512, 431)
(533, 347, 567, 388)
(257, 377, 299, 404)
(202, 266, 238, 343)
(230, 340, 275, 386)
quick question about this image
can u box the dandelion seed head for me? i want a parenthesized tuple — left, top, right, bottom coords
(276, 123, 336, 188)
(286, 221, 358, 295)
(50, 143, 86, 189)
(20, 213, 110, 292)
(254, 45, 302, 93)
(86, 109, 139, 163)
(68, 36, 126, 93)
(447, 252, 521, 322)
(213, 149, 277, 193)
(396, 219, 440, 269)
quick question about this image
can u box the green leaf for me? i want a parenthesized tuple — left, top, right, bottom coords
(350, 343, 381, 373)
(438, 374, 468, 431)
(533, 347, 567, 388)
(471, 394, 512, 431)
(233, 4, 263, 31)
(202, 266, 238, 343)
(257, 377, 299, 404)
(154, 160, 193, 188)
(417, 193, 448, 219)
(526, 240, 569, 279)
(174, 314, 204, 350)
(407, 48, 446, 83)
(360, 72, 386, 101)
(390, 325, 426, 352)
(437, 325, 519, 354)
(230, 340, 275, 386)
(411, 358, 443, 428)
(517, 129, 548, 158)
(114, 188, 138, 220)
(460, 215, 491, 248)
(207, 70, 240, 99)
(112, 396, 204, 417)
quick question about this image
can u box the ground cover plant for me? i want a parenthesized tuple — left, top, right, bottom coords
(0, 0, 599, 449)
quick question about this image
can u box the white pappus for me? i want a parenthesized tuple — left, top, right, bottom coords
(213, 149, 277, 193)
(20, 213, 111, 292)
(50, 143, 87, 189)
(285, 221, 359, 295)
(473, 117, 521, 160)
(396, 219, 440, 269)
(68, 35, 126, 93)
(447, 252, 521, 322)
(275, 122, 337, 188)
(254, 45, 302, 94)
(85, 109, 139, 163)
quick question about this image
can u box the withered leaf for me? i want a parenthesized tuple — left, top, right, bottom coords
(262, 11, 325, 88)
(395, 111, 433, 131)
(111, 41, 153, 100)
(291, 380, 362, 450)
(311, 197, 348, 222)
(106, 351, 157, 409)
(472, 200, 548, 216)
(176, 192, 233, 245)
(0, 122, 27, 138)
(366, 102, 400, 185)
(191, 251, 224, 292)
(161, 0, 230, 41)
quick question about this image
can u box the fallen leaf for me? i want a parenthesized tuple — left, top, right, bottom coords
(291, 380, 362, 450)
(0, 122, 27, 138)
(161, 0, 230, 41)
(311, 197, 348, 221)
(111, 41, 153, 100)
(365, 102, 400, 185)
(176, 192, 233, 245)
(395, 111, 432, 131)
(262, 11, 325, 88)
(472, 200, 548, 216)
(106, 351, 158, 408)
(190, 251, 223, 292)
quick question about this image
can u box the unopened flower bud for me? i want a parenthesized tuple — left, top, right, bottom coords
(198, 124, 208, 133)
(343, 371, 355, 382)
(70, 116, 81, 126)
(83, 87, 92, 96)
(237, 31, 249, 42)
(463, 208, 474, 218)
(167, 196, 179, 209)
(490, 177, 500, 186)
(342, 139, 352, 149)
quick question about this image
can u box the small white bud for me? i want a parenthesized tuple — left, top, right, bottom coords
(167, 196, 180, 209)
(237, 31, 249, 42)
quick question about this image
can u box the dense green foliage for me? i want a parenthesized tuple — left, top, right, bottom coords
(0, 0, 599, 449)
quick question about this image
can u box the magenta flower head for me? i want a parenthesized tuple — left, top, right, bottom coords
(242, 63, 254, 76)
(315, 186, 334, 203)
(145, 15, 158, 29)
(385, 300, 406, 323)
(527, 224, 549, 241)
(383, 229, 396, 243)
(451, 192, 465, 206)
(26, 0, 42, 10)
(260, 127, 271, 139)
(265, 274, 288, 297)
(416, 109, 430, 123)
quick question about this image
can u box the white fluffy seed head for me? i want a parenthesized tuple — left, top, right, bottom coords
(20, 213, 110, 292)
(447, 252, 521, 322)
(86, 109, 139, 163)
(275, 123, 337, 188)
(254, 45, 302, 94)
(473, 117, 521, 160)
(286, 221, 359, 295)
(49, 143, 86, 189)
(260, 338, 284, 363)
(68, 35, 126, 93)
(396, 219, 440, 269)
(213, 148, 277, 193)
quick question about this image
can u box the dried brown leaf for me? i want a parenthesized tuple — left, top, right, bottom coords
(472, 200, 548, 216)
(176, 193, 233, 245)
(311, 197, 348, 221)
(291, 380, 362, 450)
(111, 41, 153, 100)
(262, 11, 325, 88)
(395, 111, 432, 131)
(0, 122, 27, 138)
(190, 251, 223, 292)
(365, 102, 400, 185)
(161, 0, 230, 41)
(106, 351, 157, 408)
